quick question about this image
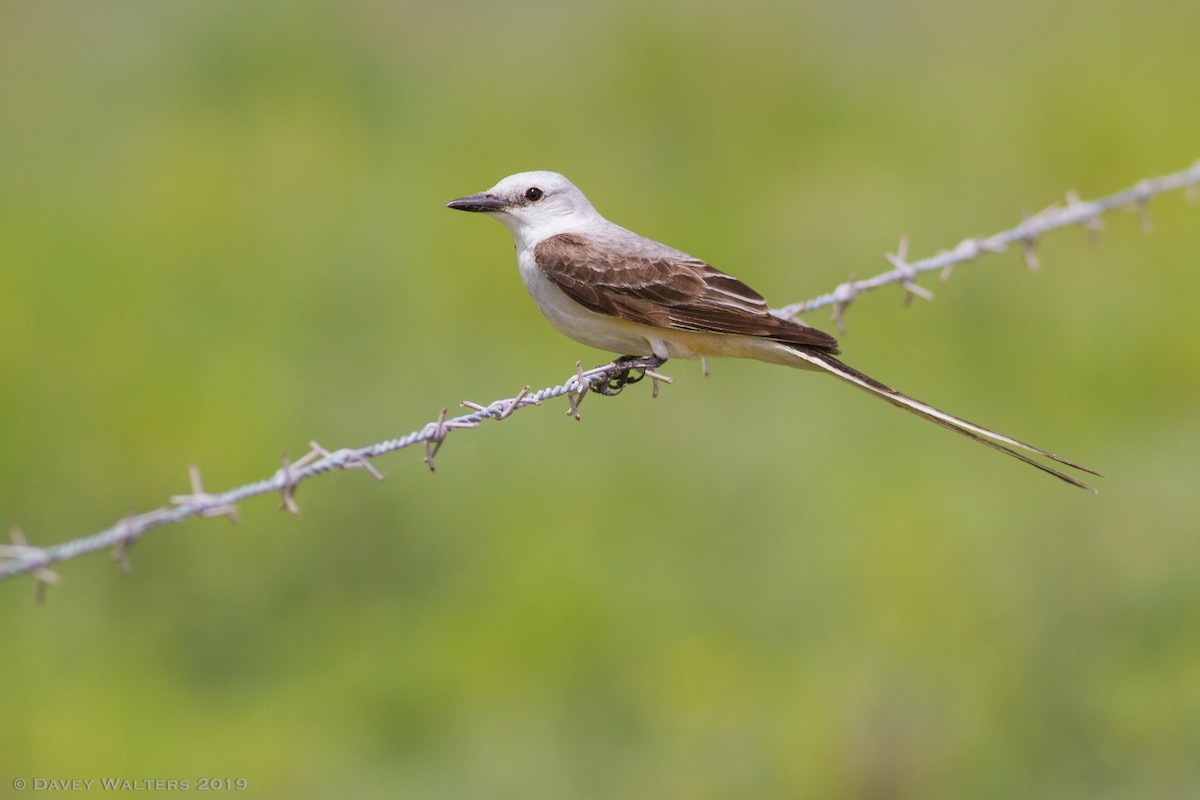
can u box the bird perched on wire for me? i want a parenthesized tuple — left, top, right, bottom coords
(448, 171, 1099, 491)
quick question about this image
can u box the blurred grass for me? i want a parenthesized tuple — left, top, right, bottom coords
(2, 0, 1199, 797)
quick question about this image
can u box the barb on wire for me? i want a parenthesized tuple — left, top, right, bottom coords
(4, 527, 60, 602)
(3, 161, 1199, 586)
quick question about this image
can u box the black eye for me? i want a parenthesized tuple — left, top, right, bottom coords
(524, 187, 544, 202)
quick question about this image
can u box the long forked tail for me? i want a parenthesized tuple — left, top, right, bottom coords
(786, 347, 1102, 492)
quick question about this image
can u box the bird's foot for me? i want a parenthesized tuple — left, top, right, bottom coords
(591, 355, 667, 396)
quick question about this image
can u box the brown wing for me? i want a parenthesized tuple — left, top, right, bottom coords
(533, 232, 839, 352)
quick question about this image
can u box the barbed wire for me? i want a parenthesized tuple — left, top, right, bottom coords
(775, 160, 1200, 330)
(3, 161, 1199, 589)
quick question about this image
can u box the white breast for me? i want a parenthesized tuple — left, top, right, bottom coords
(514, 243, 659, 357)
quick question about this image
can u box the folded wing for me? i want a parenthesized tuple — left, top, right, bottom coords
(534, 232, 840, 353)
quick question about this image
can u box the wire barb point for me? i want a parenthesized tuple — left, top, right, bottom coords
(170, 465, 239, 522)
(111, 510, 140, 574)
(1017, 211, 1041, 271)
(886, 235, 934, 305)
(831, 277, 859, 333)
(498, 386, 535, 419)
(6, 527, 59, 601)
(566, 362, 589, 419)
(422, 409, 451, 472)
(276, 452, 303, 515)
(309, 441, 386, 481)
(645, 369, 673, 398)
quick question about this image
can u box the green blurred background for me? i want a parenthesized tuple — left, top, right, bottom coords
(2, 0, 1198, 797)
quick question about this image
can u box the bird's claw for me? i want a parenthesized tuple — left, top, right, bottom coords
(589, 355, 665, 396)
(591, 367, 646, 395)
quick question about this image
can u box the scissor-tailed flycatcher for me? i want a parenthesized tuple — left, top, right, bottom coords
(448, 171, 1099, 491)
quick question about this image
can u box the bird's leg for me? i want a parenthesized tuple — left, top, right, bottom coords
(591, 355, 668, 396)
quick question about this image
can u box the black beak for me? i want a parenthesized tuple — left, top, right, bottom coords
(446, 193, 507, 213)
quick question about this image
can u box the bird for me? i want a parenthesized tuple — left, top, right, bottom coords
(447, 170, 1100, 491)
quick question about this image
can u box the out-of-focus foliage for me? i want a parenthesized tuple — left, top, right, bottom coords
(2, 1, 1198, 797)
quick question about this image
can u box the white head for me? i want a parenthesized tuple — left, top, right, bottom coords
(446, 171, 603, 244)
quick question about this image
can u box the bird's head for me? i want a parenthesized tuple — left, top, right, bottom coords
(447, 171, 601, 243)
